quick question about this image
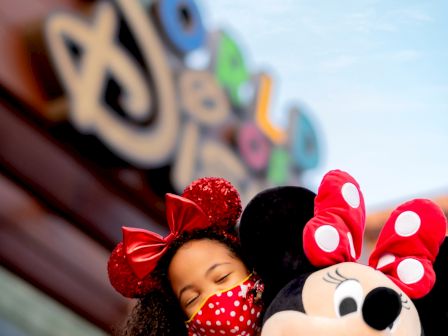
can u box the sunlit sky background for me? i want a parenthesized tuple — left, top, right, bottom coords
(198, 0, 448, 211)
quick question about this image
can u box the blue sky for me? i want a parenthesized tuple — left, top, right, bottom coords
(199, 0, 448, 211)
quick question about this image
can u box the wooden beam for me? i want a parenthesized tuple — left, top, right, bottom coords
(0, 99, 167, 249)
(0, 173, 131, 332)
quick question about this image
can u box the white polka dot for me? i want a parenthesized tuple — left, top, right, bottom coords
(377, 253, 396, 269)
(231, 330, 237, 334)
(220, 331, 225, 335)
(198, 310, 202, 315)
(215, 309, 220, 315)
(347, 232, 356, 259)
(206, 321, 212, 326)
(226, 321, 231, 325)
(216, 293, 222, 297)
(227, 291, 233, 297)
(210, 329, 215, 334)
(208, 303, 214, 309)
(243, 304, 248, 311)
(395, 211, 421, 237)
(196, 320, 201, 325)
(239, 285, 248, 297)
(315, 225, 340, 252)
(216, 321, 221, 326)
(220, 308, 225, 313)
(241, 332, 246, 336)
(234, 300, 240, 307)
(341, 183, 360, 208)
(230, 311, 236, 317)
(247, 320, 252, 326)
(397, 258, 424, 284)
(251, 308, 255, 314)
(200, 328, 205, 332)
(239, 316, 244, 322)
(256, 312, 260, 317)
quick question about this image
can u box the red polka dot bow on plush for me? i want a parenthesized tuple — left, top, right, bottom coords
(303, 170, 447, 298)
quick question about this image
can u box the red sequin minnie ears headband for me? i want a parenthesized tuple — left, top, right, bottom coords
(108, 177, 242, 298)
(303, 170, 447, 299)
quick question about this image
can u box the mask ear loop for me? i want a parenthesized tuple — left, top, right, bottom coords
(247, 276, 264, 305)
(303, 170, 366, 267)
(368, 199, 447, 299)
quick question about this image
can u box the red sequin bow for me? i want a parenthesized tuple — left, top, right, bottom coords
(122, 194, 211, 279)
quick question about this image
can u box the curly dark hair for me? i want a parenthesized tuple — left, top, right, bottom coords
(116, 227, 246, 336)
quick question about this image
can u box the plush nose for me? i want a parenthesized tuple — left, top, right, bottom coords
(362, 287, 402, 331)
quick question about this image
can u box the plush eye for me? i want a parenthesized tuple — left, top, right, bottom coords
(333, 280, 364, 317)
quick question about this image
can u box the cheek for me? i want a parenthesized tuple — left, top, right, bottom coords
(262, 311, 344, 336)
(231, 261, 250, 280)
(261, 309, 423, 336)
(392, 305, 422, 336)
(184, 301, 199, 320)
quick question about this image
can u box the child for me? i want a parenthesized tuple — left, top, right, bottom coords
(107, 178, 265, 336)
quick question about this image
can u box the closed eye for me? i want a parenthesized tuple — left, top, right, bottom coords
(216, 273, 231, 284)
(185, 295, 199, 307)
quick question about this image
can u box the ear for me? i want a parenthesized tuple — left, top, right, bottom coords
(413, 236, 448, 336)
(239, 186, 317, 305)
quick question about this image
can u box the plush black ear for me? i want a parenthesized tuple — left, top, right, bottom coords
(239, 186, 317, 305)
(262, 273, 311, 324)
(413, 236, 448, 336)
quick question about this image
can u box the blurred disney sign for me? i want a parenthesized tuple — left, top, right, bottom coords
(42, 0, 320, 201)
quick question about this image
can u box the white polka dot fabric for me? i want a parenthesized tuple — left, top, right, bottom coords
(187, 275, 263, 336)
(303, 170, 366, 267)
(368, 198, 447, 298)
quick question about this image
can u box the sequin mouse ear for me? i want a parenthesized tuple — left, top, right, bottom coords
(303, 170, 366, 267)
(368, 199, 447, 299)
(107, 241, 157, 298)
(182, 177, 242, 230)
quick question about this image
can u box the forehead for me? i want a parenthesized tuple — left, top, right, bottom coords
(168, 239, 234, 279)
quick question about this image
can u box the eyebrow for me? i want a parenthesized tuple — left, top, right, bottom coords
(178, 262, 231, 300)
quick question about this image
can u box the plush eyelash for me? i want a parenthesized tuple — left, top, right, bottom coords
(323, 268, 351, 285)
(399, 292, 411, 310)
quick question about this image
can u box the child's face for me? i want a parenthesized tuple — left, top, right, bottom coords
(168, 239, 249, 318)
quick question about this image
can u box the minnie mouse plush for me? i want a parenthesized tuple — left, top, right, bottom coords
(239, 169, 447, 335)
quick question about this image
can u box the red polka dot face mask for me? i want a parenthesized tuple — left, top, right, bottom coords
(186, 274, 264, 336)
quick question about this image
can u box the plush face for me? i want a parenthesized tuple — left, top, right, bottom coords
(239, 170, 447, 336)
(262, 262, 422, 336)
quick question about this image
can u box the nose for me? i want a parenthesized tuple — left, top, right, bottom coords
(362, 287, 402, 331)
